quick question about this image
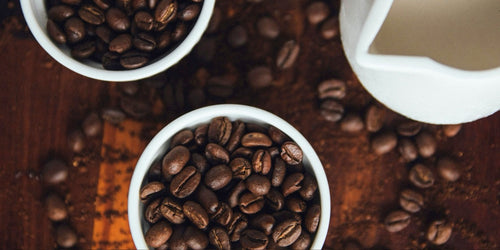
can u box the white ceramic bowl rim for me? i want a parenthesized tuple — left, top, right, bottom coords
(20, 0, 215, 82)
(128, 104, 331, 249)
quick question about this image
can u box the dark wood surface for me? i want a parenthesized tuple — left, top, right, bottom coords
(1, 1, 499, 249)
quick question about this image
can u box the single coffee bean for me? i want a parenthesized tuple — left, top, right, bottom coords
(109, 33, 132, 53)
(399, 189, 424, 213)
(340, 113, 365, 133)
(320, 17, 339, 40)
(106, 7, 130, 32)
(443, 124, 462, 137)
(93, 0, 111, 10)
(240, 229, 269, 250)
(211, 202, 233, 226)
(82, 112, 102, 137)
(204, 164, 232, 190)
(398, 138, 418, 162)
(286, 196, 307, 213)
(252, 149, 271, 175)
(365, 104, 386, 133)
(116, 0, 133, 13)
(239, 191, 265, 214)
(268, 146, 280, 159)
(250, 214, 275, 235)
(427, 220, 452, 245)
(247, 66, 273, 89)
(67, 129, 86, 153)
(120, 50, 149, 69)
(276, 40, 300, 69)
(169, 224, 187, 250)
(162, 145, 190, 175)
(265, 188, 285, 211)
(205, 143, 230, 164)
(194, 184, 219, 214)
(208, 117, 232, 146)
(291, 231, 311, 250)
(145, 198, 163, 224)
(209, 227, 231, 250)
(230, 157, 252, 180)
(268, 126, 288, 145)
(170, 166, 201, 198)
(47, 19, 67, 44)
(272, 158, 286, 187)
(56, 224, 78, 248)
(155, 0, 177, 25)
(140, 181, 166, 202)
(246, 174, 271, 196)
(170, 129, 194, 147)
(437, 156, 460, 182)
(78, 5, 105, 25)
(64, 17, 86, 43)
(228, 181, 247, 208)
(415, 131, 437, 158)
(409, 163, 435, 188)
(189, 153, 207, 174)
(273, 219, 302, 247)
(133, 32, 157, 52)
(184, 225, 209, 249)
(397, 120, 422, 137)
(320, 99, 344, 122)
(206, 76, 235, 98)
(226, 121, 245, 153)
(145, 220, 173, 248)
(160, 197, 185, 224)
(241, 132, 272, 148)
(273, 210, 302, 224)
(257, 16, 280, 39)
(304, 204, 321, 233)
(45, 193, 68, 222)
(194, 123, 208, 146)
(227, 25, 248, 48)
(232, 147, 254, 159)
(119, 95, 151, 118)
(102, 52, 122, 69)
(281, 141, 303, 165)
(178, 4, 200, 21)
(282, 172, 304, 197)
(371, 131, 397, 155)
(95, 25, 113, 43)
(134, 11, 154, 31)
(318, 79, 346, 100)
(183, 201, 209, 229)
(101, 107, 125, 124)
(71, 40, 96, 59)
(227, 211, 248, 242)
(384, 210, 410, 233)
(299, 173, 318, 201)
(171, 22, 187, 41)
(306, 1, 330, 25)
(42, 159, 68, 185)
(48, 5, 75, 22)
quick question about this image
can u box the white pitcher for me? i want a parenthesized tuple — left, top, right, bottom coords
(340, 0, 500, 124)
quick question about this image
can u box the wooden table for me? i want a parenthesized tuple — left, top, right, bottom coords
(1, 1, 499, 249)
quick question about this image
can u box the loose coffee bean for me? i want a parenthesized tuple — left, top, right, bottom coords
(171, 129, 194, 147)
(101, 107, 125, 124)
(106, 8, 130, 32)
(299, 173, 318, 201)
(64, 17, 86, 43)
(437, 156, 460, 182)
(250, 214, 275, 235)
(145, 220, 173, 248)
(268, 146, 280, 159)
(397, 120, 422, 137)
(120, 50, 150, 69)
(239, 192, 265, 214)
(171, 22, 187, 42)
(206, 143, 231, 164)
(265, 188, 285, 211)
(240, 229, 269, 250)
(145, 198, 163, 224)
(119, 95, 151, 118)
(291, 231, 311, 250)
(116, 0, 133, 14)
(320, 17, 339, 40)
(304, 204, 320, 233)
(169, 224, 187, 250)
(227, 211, 248, 242)
(71, 40, 96, 58)
(228, 181, 247, 208)
(384, 210, 410, 233)
(286, 196, 307, 213)
(47, 19, 67, 44)
(241, 132, 272, 147)
(183, 201, 209, 229)
(409, 163, 435, 188)
(208, 117, 232, 146)
(45, 193, 68, 222)
(273, 219, 302, 247)
(178, 4, 200, 21)
(134, 11, 154, 31)
(48, 5, 75, 22)
(102, 52, 122, 69)
(206, 76, 235, 98)
(276, 40, 300, 69)
(230, 157, 252, 180)
(42, 159, 68, 185)
(56, 224, 78, 248)
(93, 0, 111, 10)
(162, 145, 190, 175)
(271, 158, 286, 187)
(160, 197, 185, 224)
(399, 189, 424, 213)
(155, 0, 177, 25)
(320, 99, 344, 122)
(133, 32, 157, 52)
(340, 113, 365, 133)
(227, 25, 248, 48)
(280, 141, 303, 165)
(67, 129, 86, 153)
(246, 174, 271, 196)
(273, 210, 302, 224)
(170, 166, 201, 198)
(397, 138, 418, 162)
(209, 227, 231, 250)
(268, 126, 288, 145)
(226, 121, 245, 153)
(252, 149, 271, 175)
(318, 79, 346, 100)
(364, 104, 386, 133)
(427, 220, 452, 245)
(443, 124, 462, 137)
(82, 112, 102, 137)
(247, 66, 273, 89)
(194, 123, 209, 146)
(415, 131, 437, 158)
(204, 164, 232, 190)
(78, 5, 105, 25)
(306, 1, 330, 25)
(371, 131, 397, 155)
(211, 202, 233, 226)
(231, 147, 254, 159)
(140, 181, 166, 202)
(195, 184, 219, 213)
(109, 33, 132, 53)
(282, 172, 304, 197)
(185, 225, 209, 249)
(257, 16, 280, 39)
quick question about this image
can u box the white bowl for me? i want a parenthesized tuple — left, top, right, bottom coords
(128, 104, 331, 249)
(20, 0, 215, 82)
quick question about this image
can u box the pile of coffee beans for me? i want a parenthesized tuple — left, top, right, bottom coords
(45, 0, 203, 70)
(140, 117, 321, 249)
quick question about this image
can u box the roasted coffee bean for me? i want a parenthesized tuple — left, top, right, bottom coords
(206, 7, 221, 33)
(397, 120, 422, 137)
(82, 112, 102, 137)
(205, 143, 230, 164)
(252, 149, 271, 175)
(257, 16, 280, 39)
(170, 166, 201, 198)
(133, 32, 156, 51)
(102, 52, 122, 69)
(299, 173, 318, 201)
(320, 17, 339, 40)
(232, 147, 254, 159)
(247, 66, 273, 89)
(272, 158, 286, 187)
(304, 204, 320, 233)
(206, 76, 235, 98)
(318, 79, 346, 100)
(56, 224, 77, 248)
(184, 225, 209, 249)
(211, 202, 233, 226)
(191, 153, 209, 174)
(155, 0, 177, 25)
(48, 5, 75, 22)
(101, 107, 125, 124)
(246, 174, 271, 196)
(291, 231, 311, 250)
(183, 201, 209, 229)
(42, 159, 68, 185)
(169, 224, 188, 250)
(365, 104, 386, 133)
(162, 145, 190, 175)
(241, 132, 272, 147)
(194, 123, 209, 146)
(71, 40, 96, 58)
(384, 210, 410, 233)
(178, 4, 200, 21)
(147, 161, 163, 181)
(208, 117, 232, 146)
(306, 1, 330, 25)
(443, 124, 462, 137)
(286, 196, 307, 213)
(145, 198, 163, 223)
(93, 0, 111, 10)
(281, 141, 303, 165)
(171, 22, 187, 41)
(47, 19, 67, 44)
(230, 157, 252, 180)
(340, 113, 365, 133)
(134, 11, 154, 31)
(250, 214, 275, 235)
(276, 40, 300, 69)
(145, 220, 173, 248)
(398, 138, 418, 162)
(106, 7, 130, 32)
(45, 193, 68, 222)
(140, 181, 166, 202)
(160, 197, 185, 224)
(226, 121, 245, 152)
(95, 25, 113, 43)
(205, 164, 232, 190)
(320, 99, 344, 122)
(120, 50, 149, 69)
(273, 219, 302, 247)
(194, 184, 219, 214)
(170, 129, 193, 147)
(427, 220, 452, 245)
(119, 95, 151, 118)
(268, 146, 280, 159)
(239, 192, 265, 214)
(228, 181, 247, 208)
(67, 129, 85, 153)
(371, 131, 397, 155)
(227, 211, 248, 242)
(272, 210, 302, 224)
(240, 229, 269, 250)
(109, 33, 132, 53)
(116, 0, 133, 13)
(227, 25, 248, 48)
(409, 163, 435, 188)
(415, 131, 437, 158)
(64, 17, 86, 43)
(437, 156, 460, 182)
(399, 189, 424, 213)
(78, 5, 105, 25)
(268, 126, 288, 145)
(209, 227, 231, 250)
(265, 188, 285, 211)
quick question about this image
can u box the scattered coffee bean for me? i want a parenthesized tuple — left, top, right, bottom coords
(101, 107, 126, 124)
(247, 66, 273, 89)
(396, 120, 422, 137)
(318, 79, 346, 100)
(67, 129, 86, 153)
(45, 193, 68, 222)
(276, 40, 300, 70)
(384, 210, 410, 233)
(42, 159, 69, 185)
(415, 131, 437, 158)
(399, 189, 424, 213)
(427, 220, 452, 245)
(442, 124, 462, 137)
(227, 25, 248, 48)
(56, 224, 78, 248)
(206, 76, 235, 98)
(306, 1, 330, 25)
(82, 112, 102, 137)
(364, 104, 386, 133)
(257, 16, 280, 39)
(371, 131, 397, 155)
(120, 95, 152, 118)
(397, 138, 418, 162)
(340, 113, 365, 133)
(320, 17, 339, 40)
(409, 163, 435, 188)
(437, 156, 460, 182)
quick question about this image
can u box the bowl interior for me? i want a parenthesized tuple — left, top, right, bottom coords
(128, 104, 331, 249)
